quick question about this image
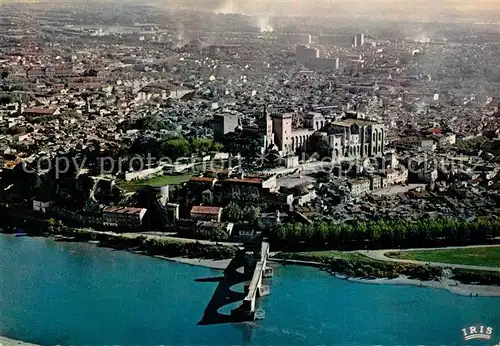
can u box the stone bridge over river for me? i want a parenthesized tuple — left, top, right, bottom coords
(198, 241, 272, 325)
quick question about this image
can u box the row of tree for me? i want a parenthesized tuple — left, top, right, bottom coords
(129, 135, 223, 160)
(46, 219, 237, 259)
(271, 218, 500, 251)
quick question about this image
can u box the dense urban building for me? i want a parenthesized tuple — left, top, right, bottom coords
(0, 0, 498, 272)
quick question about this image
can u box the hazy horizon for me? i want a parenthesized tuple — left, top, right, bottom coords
(155, 0, 500, 23)
(2, 0, 500, 22)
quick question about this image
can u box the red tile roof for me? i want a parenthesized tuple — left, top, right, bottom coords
(224, 178, 263, 185)
(103, 207, 146, 215)
(24, 107, 58, 115)
(190, 177, 216, 183)
(190, 206, 222, 215)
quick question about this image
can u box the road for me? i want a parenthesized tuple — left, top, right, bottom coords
(359, 244, 500, 272)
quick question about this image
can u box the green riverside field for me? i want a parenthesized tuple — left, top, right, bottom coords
(386, 247, 500, 267)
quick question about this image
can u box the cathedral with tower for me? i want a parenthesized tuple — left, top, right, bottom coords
(217, 106, 385, 164)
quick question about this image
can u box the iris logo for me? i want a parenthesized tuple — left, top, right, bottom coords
(462, 326, 494, 341)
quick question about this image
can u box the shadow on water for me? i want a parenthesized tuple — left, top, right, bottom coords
(195, 276, 224, 283)
(197, 251, 252, 326)
(54, 238, 80, 243)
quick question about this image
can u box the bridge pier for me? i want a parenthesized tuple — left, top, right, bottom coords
(258, 284, 270, 297)
(231, 301, 255, 321)
(263, 266, 273, 278)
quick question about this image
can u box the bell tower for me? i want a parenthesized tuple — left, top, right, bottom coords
(259, 105, 275, 148)
(272, 112, 293, 154)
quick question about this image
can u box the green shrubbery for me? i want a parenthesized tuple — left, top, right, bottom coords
(276, 252, 442, 281)
(51, 225, 238, 260)
(129, 135, 223, 160)
(451, 269, 500, 286)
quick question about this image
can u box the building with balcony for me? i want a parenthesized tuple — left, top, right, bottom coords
(102, 207, 147, 228)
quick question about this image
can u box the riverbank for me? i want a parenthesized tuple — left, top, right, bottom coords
(273, 257, 500, 297)
(0, 336, 38, 346)
(1, 222, 236, 271)
(3, 233, 497, 345)
(157, 256, 231, 270)
(4, 226, 500, 298)
(2, 226, 239, 261)
(341, 275, 500, 297)
(273, 252, 500, 297)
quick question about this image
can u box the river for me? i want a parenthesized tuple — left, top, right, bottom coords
(0, 234, 499, 345)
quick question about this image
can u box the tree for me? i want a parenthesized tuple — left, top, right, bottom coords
(191, 138, 213, 154)
(211, 142, 223, 152)
(242, 205, 261, 223)
(223, 202, 243, 222)
(129, 135, 158, 156)
(0, 94, 11, 105)
(56, 220, 67, 234)
(191, 139, 224, 154)
(47, 218, 57, 234)
(209, 226, 229, 243)
(132, 115, 175, 132)
(164, 138, 191, 159)
(8, 125, 26, 135)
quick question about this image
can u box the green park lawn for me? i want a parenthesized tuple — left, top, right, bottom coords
(387, 247, 500, 267)
(118, 174, 192, 192)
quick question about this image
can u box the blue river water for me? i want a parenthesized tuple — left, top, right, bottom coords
(0, 234, 499, 345)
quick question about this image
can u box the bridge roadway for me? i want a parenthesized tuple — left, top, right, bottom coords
(235, 242, 271, 318)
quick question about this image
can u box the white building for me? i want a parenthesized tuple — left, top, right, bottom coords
(319, 117, 386, 162)
(385, 167, 409, 185)
(348, 178, 371, 197)
(421, 140, 437, 152)
(33, 200, 53, 213)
